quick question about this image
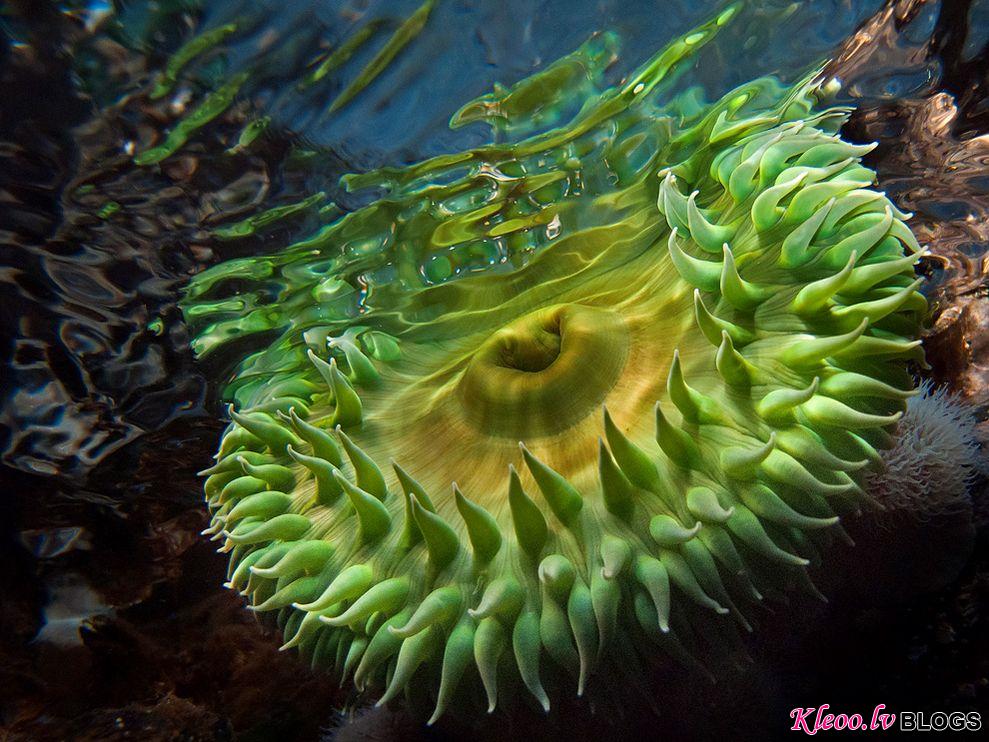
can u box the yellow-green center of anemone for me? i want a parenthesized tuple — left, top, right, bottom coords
(184, 6, 927, 724)
(458, 304, 629, 437)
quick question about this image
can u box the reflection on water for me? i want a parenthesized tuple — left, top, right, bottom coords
(1, 1, 987, 739)
(828, 1, 989, 415)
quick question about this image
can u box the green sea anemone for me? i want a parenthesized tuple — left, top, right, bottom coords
(185, 6, 926, 723)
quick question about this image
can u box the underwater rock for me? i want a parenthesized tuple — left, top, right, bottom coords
(183, 6, 931, 723)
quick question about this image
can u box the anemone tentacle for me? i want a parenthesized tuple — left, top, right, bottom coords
(185, 6, 926, 723)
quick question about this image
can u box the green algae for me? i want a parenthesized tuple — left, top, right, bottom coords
(449, 31, 620, 138)
(298, 21, 383, 91)
(151, 22, 237, 100)
(97, 200, 121, 219)
(327, 0, 435, 114)
(225, 115, 270, 155)
(213, 193, 328, 241)
(136, 70, 249, 165)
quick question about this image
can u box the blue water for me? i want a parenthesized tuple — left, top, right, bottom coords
(111, 1, 897, 166)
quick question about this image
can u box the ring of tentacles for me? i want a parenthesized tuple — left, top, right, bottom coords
(189, 11, 926, 724)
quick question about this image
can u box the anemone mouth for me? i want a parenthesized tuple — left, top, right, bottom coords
(348, 245, 691, 505)
(458, 304, 629, 438)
